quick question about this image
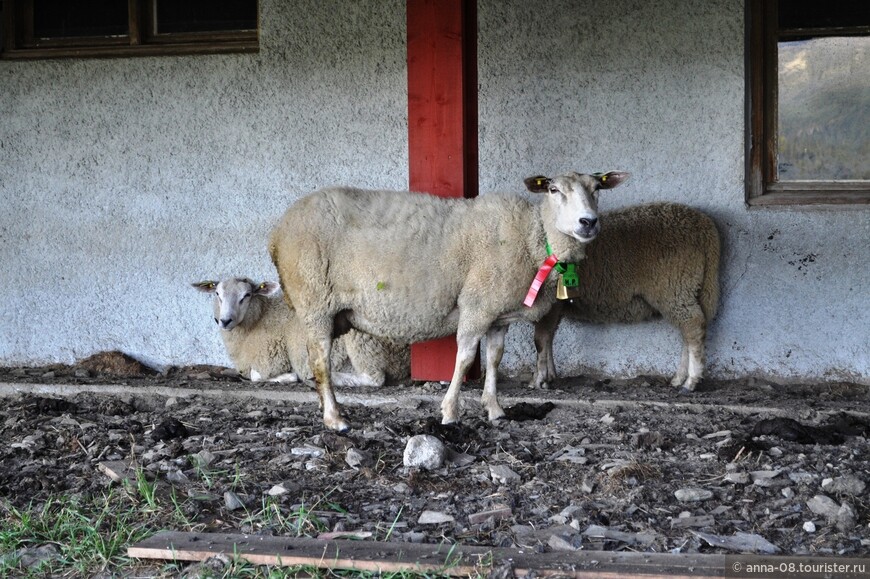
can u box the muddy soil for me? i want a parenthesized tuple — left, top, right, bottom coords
(1, 356, 868, 559)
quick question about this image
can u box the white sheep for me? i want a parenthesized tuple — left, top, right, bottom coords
(269, 171, 629, 430)
(191, 277, 409, 387)
(531, 202, 720, 391)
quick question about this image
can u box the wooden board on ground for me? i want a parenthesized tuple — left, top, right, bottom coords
(129, 531, 732, 577)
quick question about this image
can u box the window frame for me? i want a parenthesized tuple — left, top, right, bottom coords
(746, 0, 870, 206)
(1, 0, 258, 60)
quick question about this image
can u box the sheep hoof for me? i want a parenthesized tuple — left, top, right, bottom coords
(487, 407, 507, 422)
(326, 417, 352, 432)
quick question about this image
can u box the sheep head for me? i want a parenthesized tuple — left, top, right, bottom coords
(525, 171, 629, 242)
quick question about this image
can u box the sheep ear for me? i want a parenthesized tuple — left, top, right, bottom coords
(192, 281, 218, 293)
(524, 175, 551, 193)
(594, 171, 630, 190)
(254, 281, 280, 296)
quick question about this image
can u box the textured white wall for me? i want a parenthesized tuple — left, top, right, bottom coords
(0, 1, 409, 369)
(479, 0, 869, 383)
(1, 0, 867, 383)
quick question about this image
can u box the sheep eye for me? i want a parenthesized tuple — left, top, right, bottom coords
(548, 186, 559, 194)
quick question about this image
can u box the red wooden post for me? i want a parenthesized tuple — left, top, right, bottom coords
(407, 0, 479, 381)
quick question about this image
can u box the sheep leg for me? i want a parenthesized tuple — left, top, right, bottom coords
(482, 325, 508, 422)
(671, 344, 690, 388)
(332, 372, 379, 387)
(440, 333, 482, 425)
(307, 333, 350, 432)
(667, 304, 706, 392)
(266, 372, 300, 384)
(531, 306, 562, 389)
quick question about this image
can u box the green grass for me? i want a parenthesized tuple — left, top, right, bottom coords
(0, 473, 477, 578)
(0, 490, 154, 576)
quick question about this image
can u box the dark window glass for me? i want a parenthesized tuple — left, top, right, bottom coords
(32, 0, 128, 39)
(155, 0, 257, 34)
(779, 1, 870, 31)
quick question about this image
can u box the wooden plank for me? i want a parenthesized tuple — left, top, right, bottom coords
(407, 0, 479, 381)
(129, 532, 733, 577)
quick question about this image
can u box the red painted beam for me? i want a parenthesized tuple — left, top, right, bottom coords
(407, 0, 478, 381)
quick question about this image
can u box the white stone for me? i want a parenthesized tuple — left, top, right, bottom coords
(803, 521, 816, 533)
(489, 464, 521, 484)
(806, 494, 840, 519)
(403, 435, 446, 470)
(675, 488, 713, 502)
(417, 510, 454, 524)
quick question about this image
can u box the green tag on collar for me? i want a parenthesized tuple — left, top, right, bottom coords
(561, 263, 579, 287)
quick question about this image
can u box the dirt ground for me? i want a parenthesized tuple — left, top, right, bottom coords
(1, 353, 868, 562)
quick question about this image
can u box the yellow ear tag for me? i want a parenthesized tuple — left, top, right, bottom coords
(600, 174, 608, 182)
(537, 179, 545, 186)
(259, 283, 266, 289)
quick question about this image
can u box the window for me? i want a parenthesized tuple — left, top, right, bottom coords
(747, 0, 870, 205)
(1, 0, 258, 60)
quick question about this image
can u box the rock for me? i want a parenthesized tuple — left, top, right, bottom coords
(191, 450, 216, 468)
(803, 521, 816, 533)
(750, 470, 781, 482)
(675, 488, 713, 502)
(291, 445, 325, 458)
(345, 448, 371, 469)
(445, 451, 476, 467)
(692, 531, 780, 554)
(166, 469, 190, 484)
(267, 484, 290, 496)
(223, 491, 245, 511)
(468, 506, 512, 525)
(489, 464, 521, 484)
(403, 435, 445, 470)
(671, 515, 715, 529)
(582, 525, 657, 546)
(600, 413, 615, 425)
(781, 487, 794, 499)
(724, 472, 750, 485)
(97, 460, 136, 483)
(404, 531, 428, 543)
(788, 471, 816, 484)
(12, 544, 61, 569)
(822, 475, 866, 496)
(806, 494, 840, 519)
(631, 431, 665, 449)
(547, 533, 580, 551)
(835, 503, 857, 532)
(182, 554, 230, 579)
(417, 510, 454, 524)
(552, 445, 587, 464)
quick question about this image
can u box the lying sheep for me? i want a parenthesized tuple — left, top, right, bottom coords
(192, 277, 409, 386)
(269, 171, 629, 430)
(531, 202, 720, 391)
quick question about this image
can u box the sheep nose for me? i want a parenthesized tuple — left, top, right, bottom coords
(220, 318, 233, 328)
(579, 217, 598, 229)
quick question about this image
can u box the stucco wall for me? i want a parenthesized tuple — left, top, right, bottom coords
(479, 0, 869, 383)
(0, 1, 409, 370)
(1, 0, 867, 383)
